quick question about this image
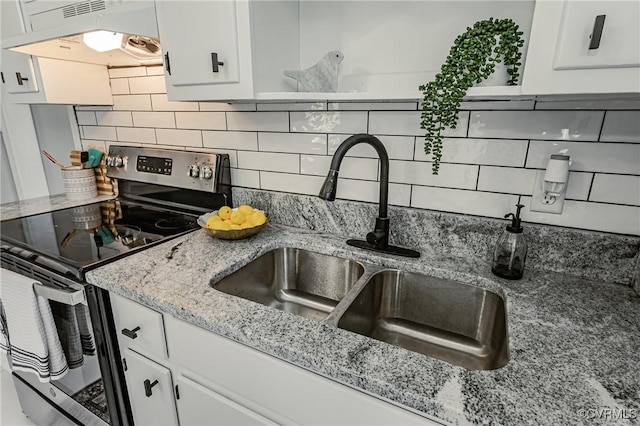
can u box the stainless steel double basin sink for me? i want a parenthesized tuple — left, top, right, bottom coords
(212, 248, 509, 370)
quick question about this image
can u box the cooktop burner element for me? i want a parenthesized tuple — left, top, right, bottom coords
(154, 217, 195, 230)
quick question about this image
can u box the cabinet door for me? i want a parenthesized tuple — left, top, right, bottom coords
(1, 50, 40, 94)
(156, 0, 254, 100)
(122, 349, 178, 426)
(553, 1, 639, 70)
(176, 375, 275, 426)
(522, 0, 640, 94)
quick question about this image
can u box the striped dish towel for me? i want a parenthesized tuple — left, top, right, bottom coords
(0, 268, 68, 382)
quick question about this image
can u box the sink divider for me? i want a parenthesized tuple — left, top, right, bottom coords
(322, 263, 391, 327)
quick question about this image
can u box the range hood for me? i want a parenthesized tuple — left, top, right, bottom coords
(2, 0, 163, 67)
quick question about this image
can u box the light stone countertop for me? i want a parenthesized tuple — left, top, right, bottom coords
(85, 223, 640, 426)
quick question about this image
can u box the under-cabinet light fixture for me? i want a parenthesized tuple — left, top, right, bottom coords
(83, 30, 123, 52)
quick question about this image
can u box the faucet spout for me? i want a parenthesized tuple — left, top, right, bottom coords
(318, 134, 419, 258)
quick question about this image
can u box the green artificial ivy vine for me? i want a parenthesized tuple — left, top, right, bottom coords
(419, 18, 524, 174)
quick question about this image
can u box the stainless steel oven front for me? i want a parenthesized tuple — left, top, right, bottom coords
(1, 245, 132, 426)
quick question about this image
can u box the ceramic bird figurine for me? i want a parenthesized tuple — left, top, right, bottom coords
(284, 50, 344, 93)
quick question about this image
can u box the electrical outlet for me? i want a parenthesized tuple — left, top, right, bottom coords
(530, 170, 566, 214)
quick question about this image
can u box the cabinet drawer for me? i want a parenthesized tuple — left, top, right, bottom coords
(111, 293, 168, 359)
(165, 315, 430, 425)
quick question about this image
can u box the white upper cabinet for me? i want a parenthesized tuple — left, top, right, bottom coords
(155, 0, 536, 101)
(522, 0, 640, 95)
(1, 0, 112, 104)
(155, 0, 254, 100)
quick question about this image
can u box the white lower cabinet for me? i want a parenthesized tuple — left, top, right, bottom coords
(111, 293, 436, 425)
(122, 348, 178, 426)
(175, 375, 275, 426)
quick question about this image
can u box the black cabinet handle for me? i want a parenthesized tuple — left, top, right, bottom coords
(211, 52, 224, 73)
(121, 326, 140, 339)
(589, 14, 606, 50)
(1, 72, 5, 84)
(16, 72, 29, 85)
(164, 52, 171, 75)
(144, 379, 159, 397)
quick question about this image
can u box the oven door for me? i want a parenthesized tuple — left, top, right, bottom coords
(1, 251, 131, 426)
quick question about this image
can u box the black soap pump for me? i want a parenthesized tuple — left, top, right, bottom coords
(491, 204, 527, 280)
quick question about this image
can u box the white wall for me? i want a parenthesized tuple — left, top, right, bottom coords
(76, 66, 640, 236)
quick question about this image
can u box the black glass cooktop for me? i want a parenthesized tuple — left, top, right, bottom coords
(0, 199, 199, 279)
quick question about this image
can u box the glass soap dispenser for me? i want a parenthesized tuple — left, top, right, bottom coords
(491, 203, 527, 280)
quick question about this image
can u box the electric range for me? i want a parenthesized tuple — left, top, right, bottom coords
(0, 146, 231, 426)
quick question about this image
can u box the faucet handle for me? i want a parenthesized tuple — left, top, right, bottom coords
(366, 230, 386, 247)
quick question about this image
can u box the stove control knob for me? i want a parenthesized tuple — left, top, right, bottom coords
(188, 164, 200, 178)
(200, 165, 213, 180)
(114, 156, 124, 168)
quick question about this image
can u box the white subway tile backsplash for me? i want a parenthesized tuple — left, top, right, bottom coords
(151, 94, 198, 112)
(260, 172, 324, 195)
(414, 138, 528, 167)
(155, 129, 202, 148)
(258, 102, 326, 111)
(237, 151, 299, 173)
(108, 68, 146, 78)
(116, 127, 156, 144)
(565, 172, 593, 201)
(231, 168, 260, 188)
(199, 102, 257, 112)
(142, 144, 185, 151)
(329, 101, 417, 111)
(175, 112, 225, 130)
(301, 155, 378, 181)
(521, 198, 640, 235)
(412, 186, 518, 218)
(477, 166, 537, 194)
(203, 131, 258, 151)
(76, 111, 96, 126)
(96, 111, 133, 127)
(590, 174, 640, 206)
(600, 111, 640, 143)
(369, 111, 469, 137)
(227, 112, 289, 132)
(110, 78, 130, 95)
(128, 76, 166, 94)
(112, 95, 152, 111)
(133, 112, 176, 128)
(290, 111, 367, 134)
(526, 140, 640, 174)
(469, 111, 604, 141)
(78, 70, 640, 235)
(336, 179, 411, 207)
(146, 66, 165, 76)
(83, 126, 116, 141)
(389, 161, 478, 190)
(329, 135, 415, 161)
(259, 133, 327, 155)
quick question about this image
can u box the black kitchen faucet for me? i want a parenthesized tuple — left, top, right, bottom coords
(319, 133, 420, 258)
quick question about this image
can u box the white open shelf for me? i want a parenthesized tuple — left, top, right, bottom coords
(254, 85, 524, 102)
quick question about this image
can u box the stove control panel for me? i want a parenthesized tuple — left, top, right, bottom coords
(106, 146, 230, 192)
(137, 156, 173, 175)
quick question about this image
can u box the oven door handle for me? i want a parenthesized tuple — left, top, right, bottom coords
(34, 282, 86, 306)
